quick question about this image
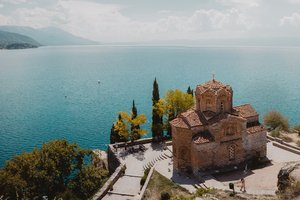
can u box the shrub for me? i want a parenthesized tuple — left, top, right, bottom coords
(264, 111, 289, 131)
(297, 140, 300, 147)
(294, 125, 300, 135)
(140, 168, 151, 186)
(160, 191, 170, 200)
(196, 187, 213, 197)
(270, 127, 281, 138)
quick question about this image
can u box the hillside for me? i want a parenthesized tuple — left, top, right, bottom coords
(0, 30, 40, 49)
(0, 26, 98, 46)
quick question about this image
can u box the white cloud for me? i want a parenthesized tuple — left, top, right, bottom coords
(217, 0, 260, 8)
(0, 0, 27, 4)
(280, 12, 300, 27)
(289, 0, 300, 4)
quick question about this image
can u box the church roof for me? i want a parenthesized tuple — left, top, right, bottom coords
(247, 124, 265, 134)
(196, 79, 232, 94)
(234, 104, 258, 118)
(193, 130, 214, 144)
(170, 117, 189, 129)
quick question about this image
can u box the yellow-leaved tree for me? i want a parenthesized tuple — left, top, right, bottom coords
(114, 111, 147, 143)
(153, 89, 194, 138)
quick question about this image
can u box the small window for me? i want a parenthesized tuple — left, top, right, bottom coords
(220, 102, 224, 112)
(228, 145, 235, 160)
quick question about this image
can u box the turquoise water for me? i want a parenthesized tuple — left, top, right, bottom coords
(1, 45, 300, 166)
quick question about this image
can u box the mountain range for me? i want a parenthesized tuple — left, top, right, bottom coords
(0, 26, 98, 46)
(0, 30, 40, 49)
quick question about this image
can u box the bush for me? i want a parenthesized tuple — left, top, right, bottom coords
(294, 125, 300, 134)
(196, 187, 213, 197)
(140, 168, 151, 186)
(264, 111, 289, 131)
(160, 191, 170, 200)
(270, 127, 281, 138)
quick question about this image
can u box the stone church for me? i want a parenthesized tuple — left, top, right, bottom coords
(170, 79, 267, 175)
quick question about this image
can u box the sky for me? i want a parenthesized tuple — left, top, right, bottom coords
(0, 0, 300, 42)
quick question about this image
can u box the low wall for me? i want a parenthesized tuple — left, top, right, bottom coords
(267, 135, 300, 152)
(92, 164, 126, 200)
(273, 142, 300, 155)
(138, 166, 155, 200)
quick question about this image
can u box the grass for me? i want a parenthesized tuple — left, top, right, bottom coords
(143, 170, 194, 200)
(143, 170, 278, 200)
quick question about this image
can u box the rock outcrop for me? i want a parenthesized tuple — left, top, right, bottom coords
(277, 162, 300, 199)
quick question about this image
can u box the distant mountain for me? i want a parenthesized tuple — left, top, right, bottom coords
(0, 30, 41, 49)
(0, 26, 98, 46)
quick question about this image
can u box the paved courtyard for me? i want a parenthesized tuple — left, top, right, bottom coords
(102, 141, 300, 199)
(155, 141, 300, 195)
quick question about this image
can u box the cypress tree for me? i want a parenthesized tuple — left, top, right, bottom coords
(187, 86, 194, 96)
(131, 100, 141, 140)
(152, 78, 163, 140)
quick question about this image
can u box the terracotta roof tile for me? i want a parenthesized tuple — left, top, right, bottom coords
(170, 117, 189, 129)
(247, 125, 266, 134)
(234, 104, 258, 118)
(196, 79, 231, 94)
(180, 109, 203, 127)
(193, 130, 214, 144)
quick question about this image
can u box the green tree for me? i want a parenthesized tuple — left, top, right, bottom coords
(114, 111, 147, 143)
(0, 140, 108, 200)
(131, 100, 141, 140)
(187, 86, 194, 97)
(156, 89, 194, 137)
(264, 111, 289, 131)
(110, 114, 127, 144)
(152, 78, 164, 140)
(165, 89, 194, 136)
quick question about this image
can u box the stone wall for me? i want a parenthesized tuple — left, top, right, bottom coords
(244, 131, 267, 158)
(172, 126, 192, 172)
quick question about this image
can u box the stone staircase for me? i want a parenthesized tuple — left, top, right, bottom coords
(143, 151, 172, 170)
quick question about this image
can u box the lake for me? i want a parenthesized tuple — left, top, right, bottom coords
(1, 45, 300, 166)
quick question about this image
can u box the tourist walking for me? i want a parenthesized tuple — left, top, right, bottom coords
(240, 178, 246, 192)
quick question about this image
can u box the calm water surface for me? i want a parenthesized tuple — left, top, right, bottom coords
(1, 45, 300, 166)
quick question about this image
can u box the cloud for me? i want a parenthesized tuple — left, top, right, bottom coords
(0, 0, 259, 42)
(217, 0, 260, 8)
(280, 12, 300, 27)
(0, 0, 27, 4)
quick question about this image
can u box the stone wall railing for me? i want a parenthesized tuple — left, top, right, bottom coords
(267, 134, 300, 152)
(91, 164, 126, 200)
(138, 166, 155, 200)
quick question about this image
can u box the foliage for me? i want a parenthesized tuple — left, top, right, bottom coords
(161, 191, 170, 200)
(163, 89, 194, 137)
(294, 125, 300, 134)
(187, 86, 194, 97)
(297, 140, 300, 147)
(114, 111, 147, 143)
(0, 140, 108, 200)
(140, 168, 151, 186)
(131, 100, 141, 140)
(110, 114, 128, 144)
(195, 187, 214, 197)
(270, 127, 281, 138)
(152, 78, 164, 139)
(264, 111, 289, 131)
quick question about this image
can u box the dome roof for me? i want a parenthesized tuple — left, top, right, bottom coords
(196, 79, 232, 94)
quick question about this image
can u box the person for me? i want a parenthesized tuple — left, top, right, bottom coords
(240, 178, 246, 192)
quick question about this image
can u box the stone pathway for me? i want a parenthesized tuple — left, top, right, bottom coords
(102, 143, 172, 200)
(102, 141, 300, 199)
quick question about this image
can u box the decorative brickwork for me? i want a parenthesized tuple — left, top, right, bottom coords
(170, 79, 267, 175)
